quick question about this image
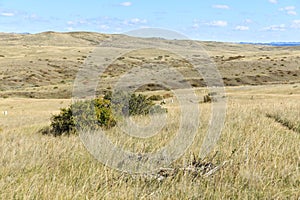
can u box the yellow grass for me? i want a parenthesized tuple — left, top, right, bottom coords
(0, 84, 299, 199)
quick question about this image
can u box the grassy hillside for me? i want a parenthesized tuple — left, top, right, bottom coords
(0, 32, 299, 98)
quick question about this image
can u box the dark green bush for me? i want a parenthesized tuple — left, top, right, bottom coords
(149, 105, 168, 114)
(111, 92, 155, 116)
(129, 93, 154, 115)
(112, 92, 167, 115)
(50, 107, 75, 136)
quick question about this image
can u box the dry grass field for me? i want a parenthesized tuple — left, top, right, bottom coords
(0, 84, 299, 199)
(0, 32, 299, 199)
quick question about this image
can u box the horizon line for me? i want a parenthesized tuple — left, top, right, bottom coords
(1, 30, 300, 44)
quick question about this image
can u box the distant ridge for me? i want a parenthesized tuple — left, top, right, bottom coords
(239, 42, 300, 47)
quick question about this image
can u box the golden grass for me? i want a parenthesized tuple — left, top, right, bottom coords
(0, 84, 299, 199)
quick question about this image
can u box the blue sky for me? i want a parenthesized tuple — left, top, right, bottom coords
(0, 0, 299, 42)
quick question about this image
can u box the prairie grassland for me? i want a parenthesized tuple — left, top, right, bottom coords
(0, 84, 299, 199)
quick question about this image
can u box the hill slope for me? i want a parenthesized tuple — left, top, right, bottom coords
(0, 32, 299, 98)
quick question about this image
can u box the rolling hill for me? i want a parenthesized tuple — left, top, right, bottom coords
(0, 31, 299, 98)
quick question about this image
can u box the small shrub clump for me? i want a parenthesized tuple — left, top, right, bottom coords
(128, 93, 154, 116)
(45, 92, 167, 136)
(50, 107, 75, 136)
(203, 92, 219, 103)
(203, 95, 211, 103)
(108, 91, 166, 116)
(148, 95, 163, 101)
(48, 98, 116, 136)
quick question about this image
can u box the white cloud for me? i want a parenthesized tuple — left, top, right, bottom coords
(235, 26, 249, 31)
(268, 0, 278, 4)
(132, 18, 146, 23)
(124, 18, 147, 25)
(67, 21, 75, 25)
(24, 14, 38, 20)
(291, 20, 300, 28)
(192, 23, 199, 29)
(65, 16, 148, 32)
(287, 10, 297, 15)
(280, 6, 295, 11)
(206, 20, 228, 27)
(66, 27, 74, 31)
(212, 4, 230, 9)
(279, 6, 297, 15)
(120, 2, 132, 7)
(67, 20, 88, 26)
(244, 19, 253, 24)
(99, 25, 109, 30)
(263, 24, 286, 31)
(0, 12, 14, 17)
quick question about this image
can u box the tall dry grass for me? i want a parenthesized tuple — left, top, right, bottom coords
(0, 84, 299, 199)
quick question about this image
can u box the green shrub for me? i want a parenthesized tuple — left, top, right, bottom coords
(50, 107, 75, 136)
(149, 105, 168, 114)
(111, 92, 155, 116)
(72, 98, 116, 130)
(48, 98, 116, 136)
(46, 92, 166, 136)
(128, 93, 154, 115)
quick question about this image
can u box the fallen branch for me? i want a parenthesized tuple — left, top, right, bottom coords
(150, 160, 229, 181)
(203, 160, 229, 177)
